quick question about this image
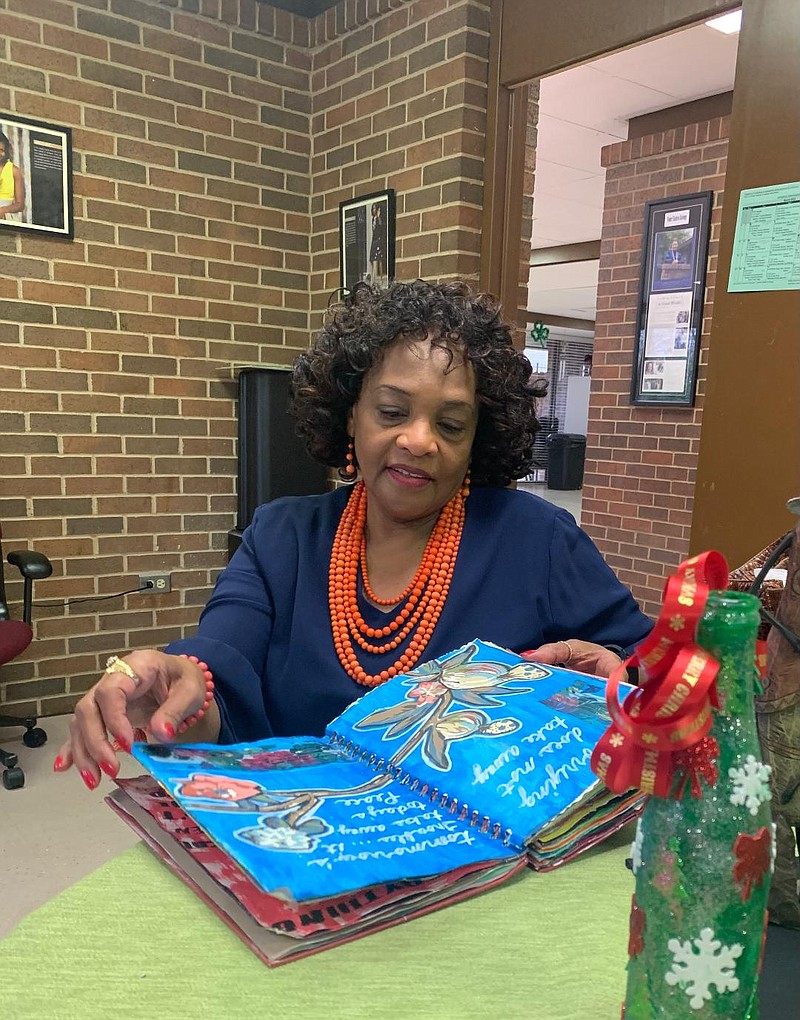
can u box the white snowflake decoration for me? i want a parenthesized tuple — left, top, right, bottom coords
(630, 817, 644, 875)
(728, 755, 772, 816)
(665, 927, 743, 1010)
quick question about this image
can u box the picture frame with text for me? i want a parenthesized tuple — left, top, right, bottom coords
(0, 113, 73, 240)
(631, 191, 713, 407)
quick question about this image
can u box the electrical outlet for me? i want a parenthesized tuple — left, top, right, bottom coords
(139, 572, 171, 594)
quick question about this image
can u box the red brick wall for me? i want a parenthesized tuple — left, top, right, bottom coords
(0, 0, 492, 715)
(582, 116, 729, 618)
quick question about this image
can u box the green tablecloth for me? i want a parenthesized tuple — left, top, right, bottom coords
(0, 828, 635, 1020)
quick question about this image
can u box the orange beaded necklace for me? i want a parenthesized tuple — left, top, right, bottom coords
(329, 476, 468, 687)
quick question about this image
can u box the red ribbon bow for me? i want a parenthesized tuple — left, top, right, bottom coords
(591, 551, 729, 798)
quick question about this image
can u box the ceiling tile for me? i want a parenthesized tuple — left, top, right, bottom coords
(535, 114, 623, 172)
(528, 263, 600, 318)
(530, 261, 600, 291)
(527, 284, 600, 319)
(532, 159, 596, 190)
(530, 232, 567, 248)
(589, 22, 739, 102)
(532, 194, 604, 244)
(540, 64, 673, 132)
(538, 172, 607, 207)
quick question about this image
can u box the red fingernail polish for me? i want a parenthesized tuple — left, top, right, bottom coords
(113, 734, 132, 754)
(163, 723, 176, 739)
(53, 755, 65, 772)
(100, 760, 119, 778)
(80, 770, 98, 790)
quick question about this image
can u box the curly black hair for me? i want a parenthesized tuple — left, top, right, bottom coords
(290, 279, 540, 488)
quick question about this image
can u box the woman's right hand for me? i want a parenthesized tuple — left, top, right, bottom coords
(53, 649, 218, 790)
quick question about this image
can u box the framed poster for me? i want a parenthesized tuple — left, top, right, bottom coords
(0, 113, 73, 239)
(631, 191, 713, 406)
(339, 189, 396, 291)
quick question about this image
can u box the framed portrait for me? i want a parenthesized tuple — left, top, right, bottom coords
(631, 191, 713, 407)
(339, 189, 396, 291)
(0, 113, 73, 239)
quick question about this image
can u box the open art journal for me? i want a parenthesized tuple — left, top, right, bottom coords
(107, 639, 642, 964)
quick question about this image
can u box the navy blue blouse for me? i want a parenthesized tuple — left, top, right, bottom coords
(166, 486, 652, 743)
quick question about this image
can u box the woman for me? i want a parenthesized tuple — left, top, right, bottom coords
(55, 280, 652, 789)
(0, 130, 25, 222)
(368, 203, 386, 283)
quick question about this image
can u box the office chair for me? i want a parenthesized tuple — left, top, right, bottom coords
(0, 523, 53, 790)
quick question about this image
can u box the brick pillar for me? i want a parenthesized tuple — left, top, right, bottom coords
(583, 117, 729, 618)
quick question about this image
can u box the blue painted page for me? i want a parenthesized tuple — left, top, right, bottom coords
(328, 639, 630, 851)
(131, 736, 517, 904)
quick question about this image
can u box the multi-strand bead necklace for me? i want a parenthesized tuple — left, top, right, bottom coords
(329, 477, 468, 687)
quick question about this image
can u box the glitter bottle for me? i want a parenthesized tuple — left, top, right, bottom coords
(623, 590, 773, 1018)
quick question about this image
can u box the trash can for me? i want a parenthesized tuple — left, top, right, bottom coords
(531, 416, 559, 471)
(546, 433, 586, 490)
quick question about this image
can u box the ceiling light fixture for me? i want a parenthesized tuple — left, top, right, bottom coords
(705, 9, 742, 33)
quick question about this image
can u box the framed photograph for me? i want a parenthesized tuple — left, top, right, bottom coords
(339, 189, 396, 291)
(631, 191, 713, 406)
(0, 113, 73, 239)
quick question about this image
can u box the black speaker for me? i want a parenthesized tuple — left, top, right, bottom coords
(228, 367, 330, 558)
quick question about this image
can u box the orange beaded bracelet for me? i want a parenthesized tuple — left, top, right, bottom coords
(177, 654, 215, 734)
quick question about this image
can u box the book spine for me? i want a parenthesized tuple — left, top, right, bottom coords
(327, 731, 514, 846)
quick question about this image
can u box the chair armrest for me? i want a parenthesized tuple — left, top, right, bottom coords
(6, 550, 53, 625)
(7, 550, 53, 581)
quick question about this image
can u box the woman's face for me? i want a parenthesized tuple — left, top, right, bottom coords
(348, 337, 477, 529)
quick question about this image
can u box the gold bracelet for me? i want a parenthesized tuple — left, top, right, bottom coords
(105, 655, 142, 689)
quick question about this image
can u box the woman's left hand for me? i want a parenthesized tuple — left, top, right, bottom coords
(521, 639, 624, 679)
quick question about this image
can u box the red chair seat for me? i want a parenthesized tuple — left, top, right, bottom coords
(0, 619, 33, 668)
